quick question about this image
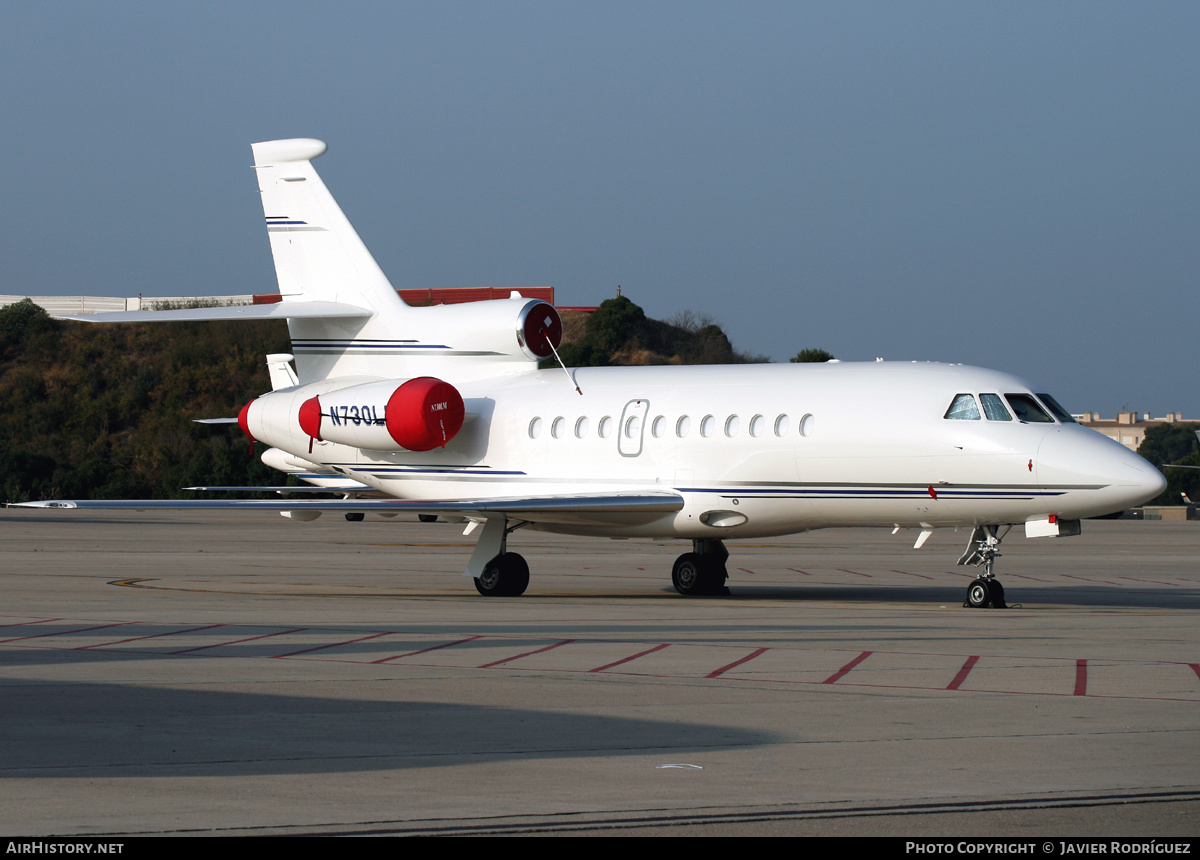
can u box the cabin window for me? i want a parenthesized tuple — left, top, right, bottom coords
(799, 413, 814, 437)
(624, 415, 641, 438)
(1036, 393, 1076, 423)
(749, 414, 765, 437)
(980, 394, 1011, 421)
(575, 416, 589, 438)
(676, 415, 691, 437)
(1004, 393, 1054, 423)
(725, 415, 740, 437)
(528, 417, 543, 438)
(700, 415, 716, 437)
(551, 416, 566, 438)
(652, 415, 667, 438)
(945, 394, 981, 420)
(598, 416, 613, 438)
(774, 414, 790, 436)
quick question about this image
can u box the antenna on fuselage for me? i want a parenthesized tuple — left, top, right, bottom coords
(545, 335, 582, 396)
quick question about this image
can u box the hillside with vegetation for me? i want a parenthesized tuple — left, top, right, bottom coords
(0, 299, 290, 501)
(0, 297, 784, 501)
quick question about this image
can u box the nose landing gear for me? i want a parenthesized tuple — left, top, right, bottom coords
(958, 525, 1010, 609)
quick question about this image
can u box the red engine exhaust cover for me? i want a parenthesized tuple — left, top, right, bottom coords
(238, 400, 256, 440)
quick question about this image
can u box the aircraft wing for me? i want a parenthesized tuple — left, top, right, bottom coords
(9, 492, 685, 527)
(54, 302, 372, 323)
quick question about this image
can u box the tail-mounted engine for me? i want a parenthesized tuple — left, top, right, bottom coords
(241, 376, 465, 454)
(300, 377, 465, 451)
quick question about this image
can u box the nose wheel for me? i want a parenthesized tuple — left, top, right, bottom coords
(964, 577, 1006, 609)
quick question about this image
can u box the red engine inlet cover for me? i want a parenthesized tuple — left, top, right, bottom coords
(519, 301, 562, 359)
(385, 377, 465, 451)
(298, 396, 322, 440)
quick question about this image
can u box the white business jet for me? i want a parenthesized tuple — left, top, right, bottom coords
(15, 139, 1166, 607)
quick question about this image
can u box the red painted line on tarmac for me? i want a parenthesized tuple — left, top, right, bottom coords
(0, 622, 132, 644)
(588, 643, 669, 672)
(737, 568, 757, 576)
(274, 630, 396, 658)
(947, 655, 979, 690)
(1118, 576, 1181, 587)
(1062, 574, 1119, 585)
(823, 650, 873, 684)
(891, 569, 934, 580)
(1003, 572, 1052, 582)
(371, 634, 484, 664)
(1190, 664, 1200, 683)
(707, 647, 769, 678)
(75, 624, 224, 650)
(169, 627, 306, 655)
(479, 639, 576, 669)
(838, 568, 872, 578)
(0, 617, 63, 633)
(1074, 659, 1088, 696)
(785, 568, 811, 576)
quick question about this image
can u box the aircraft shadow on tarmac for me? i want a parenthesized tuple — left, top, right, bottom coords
(0, 677, 778, 779)
(673, 583, 1200, 610)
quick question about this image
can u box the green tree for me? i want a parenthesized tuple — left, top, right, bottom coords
(790, 348, 835, 363)
(1137, 423, 1199, 506)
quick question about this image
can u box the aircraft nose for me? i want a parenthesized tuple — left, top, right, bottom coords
(1037, 427, 1166, 515)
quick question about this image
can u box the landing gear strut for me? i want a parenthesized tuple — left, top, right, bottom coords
(672, 539, 731, 596)
(957, 525, 1010, 609)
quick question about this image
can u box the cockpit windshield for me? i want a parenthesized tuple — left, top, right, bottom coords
(980, 394, 1012, 421)
(1035, 393, 1076, 423)
(944, 393, 981, 420)
(1005, 393, 1054, 423)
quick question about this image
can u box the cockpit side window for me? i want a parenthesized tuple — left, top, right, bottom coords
(1005, 393, 1054, 423)
(1036, 393, 1076, 423)
(980, 393, 1012, 421)
(945, 393, 981, 420)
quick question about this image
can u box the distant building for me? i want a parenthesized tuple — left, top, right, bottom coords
(1075, 412, 1189, 452)
(1, 287, 568, 314)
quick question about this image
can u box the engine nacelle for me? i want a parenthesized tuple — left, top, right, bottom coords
(300, 377, 465, 451)
(242, 376, 465, 454)
(414, 297, 563, 363)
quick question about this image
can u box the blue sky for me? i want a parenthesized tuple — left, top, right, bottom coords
(2, 2, 1197, 415)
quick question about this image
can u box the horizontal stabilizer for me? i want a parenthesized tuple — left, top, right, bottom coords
(193, 418, 239, 425)
(56, 302, 372, 323)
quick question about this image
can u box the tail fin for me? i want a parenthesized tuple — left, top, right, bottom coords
(252, 139, 406, 317)
(251, 139, 414, 383)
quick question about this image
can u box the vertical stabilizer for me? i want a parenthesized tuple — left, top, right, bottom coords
(251, 139, 409, 382)
(252, 139, 405, 315)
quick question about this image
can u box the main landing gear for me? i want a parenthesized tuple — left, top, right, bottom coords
(957, 525, 1010, 609)
(474, 552, 530, 597)
(470, 515, 532, 597)
(672, 539, 731, 597)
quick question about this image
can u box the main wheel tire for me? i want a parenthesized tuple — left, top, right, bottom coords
(672, 553, 724, 596)
(474, 552, 530, 597)
(964, 578, 992, 608)
(344, 512, 365, 522)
